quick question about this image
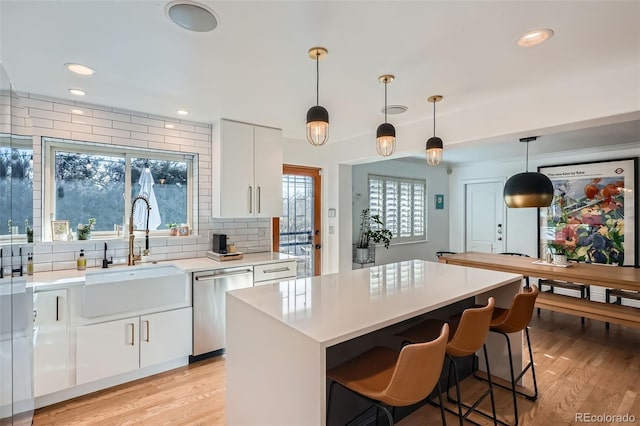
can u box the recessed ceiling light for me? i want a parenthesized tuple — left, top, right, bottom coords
(166, 1, 218, 32)
(165, 124, 176, 129)
(69, 89, 86, 96)
(71, 109, 84, 115)
(381, 105, 408, 115)
(517, 29, 554, 47)
(177, 109, 189, 115)
(65, 63, 96, 75)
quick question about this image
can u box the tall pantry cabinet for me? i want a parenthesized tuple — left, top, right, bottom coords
(212, 119, 283, 218)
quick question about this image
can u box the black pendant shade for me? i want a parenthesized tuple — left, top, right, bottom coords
(376, 122, 396, 139)
(306, 105, 329, 124)
(503, 136, 554, 208)
(426, 136, 443, 151)
(503, 171, 554, 208)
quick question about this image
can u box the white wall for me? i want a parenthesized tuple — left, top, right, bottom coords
(351, 159, 449, 266)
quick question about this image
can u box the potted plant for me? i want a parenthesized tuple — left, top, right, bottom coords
(167, 223, 179, 236)
(547, 241, 568, 265)
(25, 219, 33, 243)
(355, 209, 393, 263)
(77, 218, 96, 240)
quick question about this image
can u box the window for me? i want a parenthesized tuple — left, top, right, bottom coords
(44, 138, 196, 240)
(0, 135, 33, 238)
(368, 174, 426, 243)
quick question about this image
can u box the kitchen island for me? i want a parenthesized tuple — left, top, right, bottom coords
(226, 259, 523, 425)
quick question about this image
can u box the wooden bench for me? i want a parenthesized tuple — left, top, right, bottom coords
(536, 292, 640, 329)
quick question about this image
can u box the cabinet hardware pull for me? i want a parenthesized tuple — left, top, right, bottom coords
(195, 269, 253, 281)
(262, 267, 290, 274)
(129, 323, 135, 346)
(145, 320, 150, 342)
(257, 186, 261, 213)
(248, 186, 253, 213)
(56, 296, 60, 321)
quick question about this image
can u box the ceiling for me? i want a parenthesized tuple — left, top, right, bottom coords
(1, 1, 639, 162)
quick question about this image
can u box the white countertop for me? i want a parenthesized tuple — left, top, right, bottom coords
(227, 259, 522, 347)
(29, 252, 297, 291)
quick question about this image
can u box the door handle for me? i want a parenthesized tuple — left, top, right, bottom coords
(315, 244, 321, 249)
(257, 186, 261, 213)
(129, 323, 135, 346)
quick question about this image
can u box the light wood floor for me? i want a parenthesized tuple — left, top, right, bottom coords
(34, 312, 640, 425)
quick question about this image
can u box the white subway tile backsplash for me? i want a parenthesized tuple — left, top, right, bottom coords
(19, 93, 272, 273)
(54, 120, 92, 133)
(131, 131, 163, 142)
(22, 98, 53, 111)
(33, 128, 72, 139)
(149, 126, 180, 137)
(29, 108, 71, 122)
(131, 115, 165, 128)
(70, 132, 112, 144)
(93, 126, 130, 138)
(73, 116, 111, 127)
(30, 117, 53, 128)
(92, 109, 131, 122)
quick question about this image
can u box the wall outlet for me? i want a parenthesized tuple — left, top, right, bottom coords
(258, 228, 267, 239)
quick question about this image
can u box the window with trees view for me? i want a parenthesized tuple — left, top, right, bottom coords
(0, 135, 33, 238)
(45, 138, 195, 240)
(368, 174, 426, 243)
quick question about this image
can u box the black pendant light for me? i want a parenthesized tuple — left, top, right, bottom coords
(306, 47, 329, 146)
(425, 95, 443, 166)
(376, 74, 396, 157)
(503, 136, 554, 208)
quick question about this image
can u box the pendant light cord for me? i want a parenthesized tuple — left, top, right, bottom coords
(384, 80, 388, 123)
(432, 101, 436, 136)
(525, 140, 529, 172)
(315, 52, 320, 106)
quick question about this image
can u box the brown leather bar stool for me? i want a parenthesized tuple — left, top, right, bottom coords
(396, 298, 497, 426)
(326, 324, 449, 425)
(475, 285, 539, 426)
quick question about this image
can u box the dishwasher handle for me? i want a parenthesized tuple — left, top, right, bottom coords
(195, 269, 253, 281)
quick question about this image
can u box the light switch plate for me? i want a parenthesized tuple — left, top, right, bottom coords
(328, 208, 336, 218)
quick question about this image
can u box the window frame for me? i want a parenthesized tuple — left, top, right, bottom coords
(368, 173, 427, 244)
(43, 137, 197, 241)
(0, 134, 34, 242)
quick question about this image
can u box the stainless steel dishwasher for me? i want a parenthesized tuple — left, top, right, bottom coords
(192, 266, 253, 356)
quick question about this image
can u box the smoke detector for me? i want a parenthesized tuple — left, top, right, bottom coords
(166, 1, 218, 32)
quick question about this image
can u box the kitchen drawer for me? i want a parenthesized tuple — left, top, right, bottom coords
(253, 261, 297, 284)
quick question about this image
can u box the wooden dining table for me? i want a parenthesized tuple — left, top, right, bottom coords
(438, 252, 640, 292)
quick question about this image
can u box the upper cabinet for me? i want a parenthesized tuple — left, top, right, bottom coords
(212, 119, 282, 218)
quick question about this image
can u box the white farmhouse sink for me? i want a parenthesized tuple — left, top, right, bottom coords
(83, 265, 189, 318)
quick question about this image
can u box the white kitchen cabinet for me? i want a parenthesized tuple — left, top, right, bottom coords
(34, 289, 69, 396)
(140, 308, 192, 368)
(76, 316, 139, 385)
(213, 119, 283, 218)
(76, 307, 192, 385)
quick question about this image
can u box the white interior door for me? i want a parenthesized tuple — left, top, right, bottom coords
(465, 181, 505, 253)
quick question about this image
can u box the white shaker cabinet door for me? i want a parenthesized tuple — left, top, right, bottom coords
(139, 308, 192, 368)
(34, 289, 69, 396)
(253, 125, 283, 218)
(216, 120, 255, 217)
(76, 317, 139, 385)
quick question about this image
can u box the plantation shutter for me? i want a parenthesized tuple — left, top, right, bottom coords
(368, 174, 427, 243)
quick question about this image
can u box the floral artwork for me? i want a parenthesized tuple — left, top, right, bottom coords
(538, 158, 637, 266)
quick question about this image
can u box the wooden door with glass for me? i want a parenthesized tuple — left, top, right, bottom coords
(273, 165, 321, 276)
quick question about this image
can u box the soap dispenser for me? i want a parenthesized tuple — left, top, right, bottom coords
(77, 249, 86, 271)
